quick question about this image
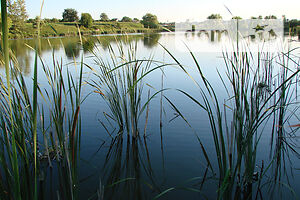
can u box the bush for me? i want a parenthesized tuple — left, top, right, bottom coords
(62, 8, 79, 22)
(141, 13, 159, 29)
(80, 13, 93, 28)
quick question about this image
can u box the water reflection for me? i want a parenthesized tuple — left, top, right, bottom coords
(183, 27, 280, 43)
(143, 34, 161, 48)
(103, 134, 164, 200)
(1, 34, 163, 74)
(64, 40, 80, 59)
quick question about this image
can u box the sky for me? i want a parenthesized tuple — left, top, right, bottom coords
(25, 0, 300, 22)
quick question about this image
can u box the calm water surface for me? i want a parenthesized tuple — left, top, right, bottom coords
(3, 33, 300, 199)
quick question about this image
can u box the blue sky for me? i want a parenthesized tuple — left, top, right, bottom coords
(26, 0, 300, 22)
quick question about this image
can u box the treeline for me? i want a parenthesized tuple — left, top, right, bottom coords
(1, 1, 161, 38)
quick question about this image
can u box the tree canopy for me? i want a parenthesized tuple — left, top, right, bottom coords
(264, 15, 277, 19)
(100, 13, 109, 21)
(141, 13, 159, 29)
(232, 16, 242, 20)
(207, 14, 222, 19)
(80, 13, 93, 28)
(121, 16, 132, 22)
(7, 0, 28, 31)
(62, 8, 79, 22)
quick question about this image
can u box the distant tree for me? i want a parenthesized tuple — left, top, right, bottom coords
(232, 16, 242, 20)
(80, 13, 93, 28)
(264, 15, 277, 19)
(258, 15, 263, 19)
(8, 0, 28, 31)
(50, 18, 59, 23)
(133, 18, 140, 23)
(43, 18, 51, 23)
(121, 16, 133, 22)
(100, 13, 109, 21)
(141, 13, 159, 28)
(62, 8, 79, 22)
(110, 18, 118, 22)
(32, 16, 44, 28)
(251, 16, 257, 19)
(207, 14, 222, 19)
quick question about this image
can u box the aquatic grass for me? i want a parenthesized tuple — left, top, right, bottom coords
(163, 42, 300, 199)
(0, 13, 84, 198)
(39, 53, 84, 199)
(1, 0, 21, 198)
(89, 37, 171, 137)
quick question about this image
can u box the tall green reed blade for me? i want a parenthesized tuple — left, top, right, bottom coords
(32, 49, 38, 200)
(33, 1, 44, 198)
(90, 37, 169, 138)
(1, 1, 21, 199)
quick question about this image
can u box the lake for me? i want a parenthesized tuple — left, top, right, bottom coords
(1, 32, 300, 199)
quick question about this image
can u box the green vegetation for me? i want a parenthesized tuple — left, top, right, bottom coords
(207, 14, 222, 19)
(89, 40, 166, 137)
(5, 21, 160, 38)
(62, 8, 79, 22)
(80, 13, 93, 28)
(4, 5, 161, 38)
(1, 0, 300, 199)
(100, 12, 109, 21)
(232, 16, 242, 20)
(7, 0, 28, 35)
(141, 13, 159, 29)
(264, 15, 277, 19)
(121, 16, 133, 22)
(162, 41, 300, 199)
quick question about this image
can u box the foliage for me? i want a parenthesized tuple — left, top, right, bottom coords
(0, 14, 12, 30)
(207, 14, 222, 19)
(120, 16, 132, 22)
(141, 13, 159, 29)
(133, 18, 140, 22)
(265, 15, 277, 19)
(232, 16, 242, 20)
(100, 12, 109, 21)
(110, 18, 118, 22)
(80, 13, 93, 28)
(7, 0, 28, 33)
(251, 15, 263, 19)
(62, 8, 79, 22)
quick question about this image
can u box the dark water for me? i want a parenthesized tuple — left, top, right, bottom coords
(2, 33, 300, 199)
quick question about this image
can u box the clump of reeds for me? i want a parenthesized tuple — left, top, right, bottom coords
(89, 37, 168, 138)
(0, 1, 84, 198)
(163, 42, 300, 199)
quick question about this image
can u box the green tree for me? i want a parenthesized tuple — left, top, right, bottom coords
(62, 8, 79, 22)
(207, 14, 222, 19)
(133, 18, 140, 23)
(100, 13, 109, 21)
(8, 0, 28, 32)
(80, 13, 93, 28)
(232, 16, 242, 20)
(141, 13, 159, 28)
(110, 18, 118, 22)
(121, 16, 132, 22)
(264, 15, 277, 19)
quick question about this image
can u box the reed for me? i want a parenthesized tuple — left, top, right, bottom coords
(163, 43, 300, 199)
(89, 37, 169, 138)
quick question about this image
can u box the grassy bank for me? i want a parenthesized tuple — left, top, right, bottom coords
(7, 21, 161, 39)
